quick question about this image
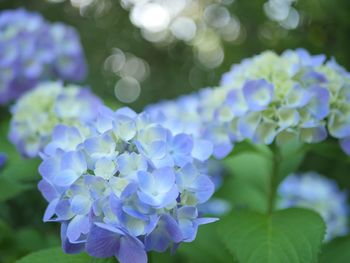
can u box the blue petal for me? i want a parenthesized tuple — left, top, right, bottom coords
(307, 86, 330, 120)
(285, 85, 311, 108)
(190, 175, 215, 203)
(61, 222, 85, 254)
(243, 79, 274, 111)
(328, 111, 350, 139)
(86, 223, 122, 258)
(213, 142, 233, 159)
(71, 195, 91, 215)
(238, 112, 262, 139)
(61, 151, 87, 174)
(145, 215, 182, 252)
(56, 199, 74, 220)
(226, 89, 248, 116)
(43, 198, 59, 222)
(192, 139, 213, 161)
(153, 167, 176, 193)
(172, 134, 193, 154)
(113, 115, 136, 141)
(66, 215, 90, 242)
(38, 179, 57, 202)
(54, 169, 80, 187)
(116, 235, 147, 263)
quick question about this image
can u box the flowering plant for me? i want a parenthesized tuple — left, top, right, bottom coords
(38, 106, 217, 263)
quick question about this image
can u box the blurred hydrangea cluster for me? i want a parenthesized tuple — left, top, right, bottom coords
(278, 172, 349, 241)
(148, 49, 350, 156)
(9, 81, 102, 158)
(38, 106, 217, 263)
(0, 9, 86, 104)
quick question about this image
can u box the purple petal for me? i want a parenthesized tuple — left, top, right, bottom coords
(54, 169, 80, 187)
(86, 223, 122, 258)
(307, 86, 330, 120)
(145, 215, 182, 252)
(213, 142, 233, 159)
(38, 179, 57, 202)
(172, 134, 193, 154)
(43, 198, 59, 222)
(243, 79, 274, 111)
(116, 235, 147, 263)
(61, 222, 85, 254)
(153, 167, 176, 192)
(226, 89, 248, 116)
(192, 139, 213, 161)
(66, 215, 90, 243)
(238, 112, 262, 139)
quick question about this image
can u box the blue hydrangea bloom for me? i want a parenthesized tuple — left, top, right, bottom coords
(9, 81, 102, 158)
(0, 9, 86, 104)
(146, 49, 350, 157)
(219, 49, 350, 154)
(278, 172, 349, 241)
(38, 106, 217, 263)
(146, 89, 232, 159)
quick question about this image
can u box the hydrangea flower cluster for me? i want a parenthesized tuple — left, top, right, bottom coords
(0, 9, 86, 104)
(147, 49, 350, 157)
(38, 106, 217, 263)
(220, 49, 350, 153)
(146, 88, 233, 159)
(278, 172, 349, 241)
(9, 81, 102, 158)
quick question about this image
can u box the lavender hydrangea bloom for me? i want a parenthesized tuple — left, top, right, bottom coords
(0, 9, 86, 104)
(278, 172, 349, 241)
(9, 81, 102, 158)
(218, 49, 350, 154)
(146, 89, 232, 159)
(38, 106, 217, 263)
(146, 49, 350, 157)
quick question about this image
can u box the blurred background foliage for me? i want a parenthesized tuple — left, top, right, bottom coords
(1, 0, 350, 262)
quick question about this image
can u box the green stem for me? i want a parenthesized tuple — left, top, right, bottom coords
(267, 144, 281, 214)
(148, 251, 153, 263)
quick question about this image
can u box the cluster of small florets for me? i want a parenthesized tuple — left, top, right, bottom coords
(146, 88, 233, 159)
(147, 50, 350, 157)
(0, 9, 86, 104)
(278, 172, 349, 241)
(220, 49, 350, 154)
(9, 81, 102, 158)
(38, 106, 217, 263)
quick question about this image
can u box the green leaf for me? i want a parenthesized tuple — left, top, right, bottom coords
(0, 177, 33, 202)
(179, 221, 234, 263)
(0, 121, 40, 202)
(16, 247, 117, 263)
(319, 235, 350, 263)
(223, 151, 271, 212)
(218, 208, 325, 263)
(223, 140, 305, 213)
(276, 139, 305, 183)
